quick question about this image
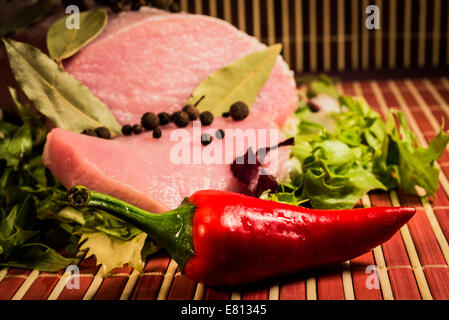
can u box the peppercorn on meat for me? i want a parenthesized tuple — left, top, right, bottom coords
(63, 7, 297, 126)
(43, 115, 289, 212)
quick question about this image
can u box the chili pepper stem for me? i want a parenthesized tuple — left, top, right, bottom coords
(67, 186, 196, 270)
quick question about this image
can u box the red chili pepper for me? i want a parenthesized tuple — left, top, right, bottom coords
(68, 187, 415, 286)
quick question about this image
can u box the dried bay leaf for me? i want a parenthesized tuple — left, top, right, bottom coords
(0, 0, 54, 37)
(186, 44, 282, 116)
(2, 38, 121, 135)
(47, 9, 107, 63)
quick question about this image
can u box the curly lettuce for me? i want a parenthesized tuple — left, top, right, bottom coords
(274, 78, 449, 209)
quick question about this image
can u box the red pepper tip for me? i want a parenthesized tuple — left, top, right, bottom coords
(389, 206, 416, 224)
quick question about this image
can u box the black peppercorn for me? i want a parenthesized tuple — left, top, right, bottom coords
(230, 101, 249, 121)
(82, 129, 97, 137)
(222, 112, 230, 118)
(121, 124, 133, 136)
(132, 124, 143, 134)
(183, 105, 199, 121)
(215, 129, 225, 140)
(170, 111, 180, 122)
(153, 127, 162, 139)
(95, 127, 111, 139)
(172, 111, 190, 128)
(308, 102, 320, 113)
(199, 111, 214, 126)
(141, 112, 160, 130)
(201, 133, 213, 146)
(158, 112, 171, 125)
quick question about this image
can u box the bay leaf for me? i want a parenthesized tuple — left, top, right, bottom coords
(47, 9, 107, 63)
(2, 38, 121, 135)
(0, 0, 54, 37)
(186, 44, 282, 116)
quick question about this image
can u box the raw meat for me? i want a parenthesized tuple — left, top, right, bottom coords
(43, 116, 289, 212)
(64, 8, 298, 126)
(1, 7, 297, 125)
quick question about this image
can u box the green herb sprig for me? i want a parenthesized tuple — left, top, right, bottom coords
(0, 96, 156, 271)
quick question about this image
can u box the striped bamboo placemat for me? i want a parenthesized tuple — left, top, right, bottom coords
(175, 0, 449, 73)
(1, 77, 449, 300)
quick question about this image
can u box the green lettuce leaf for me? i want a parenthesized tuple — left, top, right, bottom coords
(384, 110, 449, 197)
(0, 0, 54, 37)
(0, 243, 77, 272)
(273, 77, 449, 209)
(0, 197, 39, 258)
(79, 232, 149, 275)
(306, 75, 340, 99)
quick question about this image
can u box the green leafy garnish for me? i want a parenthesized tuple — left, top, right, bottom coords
(272, 78, 449, 209)
(381, 110, 449, 196)
(79, 232, 151, 275)
(0, 0, 54, 37)
(0, 89, 157, 272)
(2, 38, 121, 135)
(306, 74, 339, 99)
(0, 197, 39, 258)
(47, 10, 108, 63)
(0, 243, 78, 272)
(186, 44, 282, 116)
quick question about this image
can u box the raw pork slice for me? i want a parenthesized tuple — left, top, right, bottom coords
(64, 8, 298, 126)
(43, 116, 289, 212)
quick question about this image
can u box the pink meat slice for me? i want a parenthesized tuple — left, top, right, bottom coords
(64, 8, 298, 126)
(43, 116, 289, 213)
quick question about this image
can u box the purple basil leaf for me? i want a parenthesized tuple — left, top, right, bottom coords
(230, 137, 294, 197)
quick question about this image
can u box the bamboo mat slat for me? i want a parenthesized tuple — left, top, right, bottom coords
(93, 266, 133, 300)
(167, 273, 197, 300)
(279, 277, 306, 300)
(2, 78, 449, 300)
(316, 266, 345, 300)
(22, 272, 62, 300)
(0, 269, 31, 300)
(56, 257, 99, 300)
(242, 287, 268, 301)
(341, 261, 355, 300)
(119, 269, 140, 300)
(0, 268, 8, 283)
(204, 287, 230, 300)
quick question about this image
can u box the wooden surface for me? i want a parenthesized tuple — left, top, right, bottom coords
(1, 77, 449, 300)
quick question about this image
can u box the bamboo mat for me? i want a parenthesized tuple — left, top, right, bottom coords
(177, 0, 449, 73)
(1, 77, 449, 300)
